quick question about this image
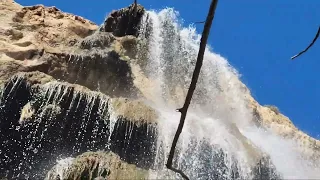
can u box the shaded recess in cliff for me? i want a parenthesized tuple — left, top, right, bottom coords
(0, 72, 157, 179)
(100, 3, 145, 37)
(42, 50, 138, 98)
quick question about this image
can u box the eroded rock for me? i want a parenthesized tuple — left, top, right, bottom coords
(1, 1, 319, 179)
(11, 4, 97, 46)
(0, 72, 157, 179)
(100, 3, 145, 37)
(0, 0, 142, 100)
(78, 31, 116, 50)
(247, 95, 320, 162)
(45, 151, 149, 180)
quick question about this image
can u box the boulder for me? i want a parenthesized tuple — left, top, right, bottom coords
(45, 151, 149, 180)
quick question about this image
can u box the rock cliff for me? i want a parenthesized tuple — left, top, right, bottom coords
(0, 1, 319, 179)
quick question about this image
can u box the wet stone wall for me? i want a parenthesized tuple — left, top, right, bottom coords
(0, 75, 157, 179)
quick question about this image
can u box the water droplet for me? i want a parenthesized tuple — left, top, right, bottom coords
(15, 126, 20, 131)
(33, 148, 38, 154)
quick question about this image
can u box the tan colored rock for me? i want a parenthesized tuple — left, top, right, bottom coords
(110, 97, 158, 125)
(0, 0, 98, 88)
(0, 60, 22, 84)
(19, 102, 34, 123)
(1, 0, 319, 174)
(0, 1, 139, 98)
(247, 92, 320, 161)
(12, 71, 55, 85)
(45, 151, 149, 180)
(0, 1, 97, 54)
(8, 71, 157, 126)
(10, 4, 97, 50)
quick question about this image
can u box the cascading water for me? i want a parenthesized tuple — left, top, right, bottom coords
(0, 4, 319, 180)
(137, 8, 320, 179)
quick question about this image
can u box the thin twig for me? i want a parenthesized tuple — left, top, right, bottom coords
(291, 26, 320, 60)
(165, 0, 219, 179)
(194, 21, 205, 24)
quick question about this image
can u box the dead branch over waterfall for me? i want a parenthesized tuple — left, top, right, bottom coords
(165, 0, 219, 179)
(291, 26, 320, 60)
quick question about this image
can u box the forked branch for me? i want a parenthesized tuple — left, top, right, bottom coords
(291, 26, 320, 60)
(165, 0, 219, 179)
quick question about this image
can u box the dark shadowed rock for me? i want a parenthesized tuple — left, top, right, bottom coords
(78, 31, 116, 50)
(251, 156, 282, 180)
(41, 50, 139, 98)
(100, 3, 145, 37)
(0, 48, 140, 98)
(0, 72, 157, 179)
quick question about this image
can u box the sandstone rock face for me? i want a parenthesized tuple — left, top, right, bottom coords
(0, 2, 156, 178)
(247, 95, 320, 162)
(45, 151, 149, 180)
(0, 1, 319, 180)
(0, 72, 157, 179)
(0, 1, 140, 98)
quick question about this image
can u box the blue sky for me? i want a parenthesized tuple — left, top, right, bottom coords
(16, 0, 320, 138)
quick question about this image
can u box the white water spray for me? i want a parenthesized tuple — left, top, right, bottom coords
(137, 8, 320, 179)
(1, 5, 319, 180)
(45, 157, 75, 180)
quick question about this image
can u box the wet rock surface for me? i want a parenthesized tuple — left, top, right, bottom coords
(0, 1, 154, 179)
(0, 72, 157, 179)
(0, 1, 319, 180)
(100, 3, 145, 37)
(45, 151, 149, 180)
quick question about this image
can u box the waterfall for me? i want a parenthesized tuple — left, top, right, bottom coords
(137, 8, 320, 179)
(0, 4, 319, 180)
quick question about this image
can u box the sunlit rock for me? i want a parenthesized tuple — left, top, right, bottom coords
(0, 0, 319, 180)
(45, 151, 149, 180)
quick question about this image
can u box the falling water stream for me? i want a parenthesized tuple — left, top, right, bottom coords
(137, 9, 320, 179)
(0, 6, 319, 180)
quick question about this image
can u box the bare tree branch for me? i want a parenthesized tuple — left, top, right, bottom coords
(194, 21, 205, 24)
(291, 26, 320, 60)
(165, 0, 219, 179)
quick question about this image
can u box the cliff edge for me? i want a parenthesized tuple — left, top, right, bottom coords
(0, 1, 319, 179)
